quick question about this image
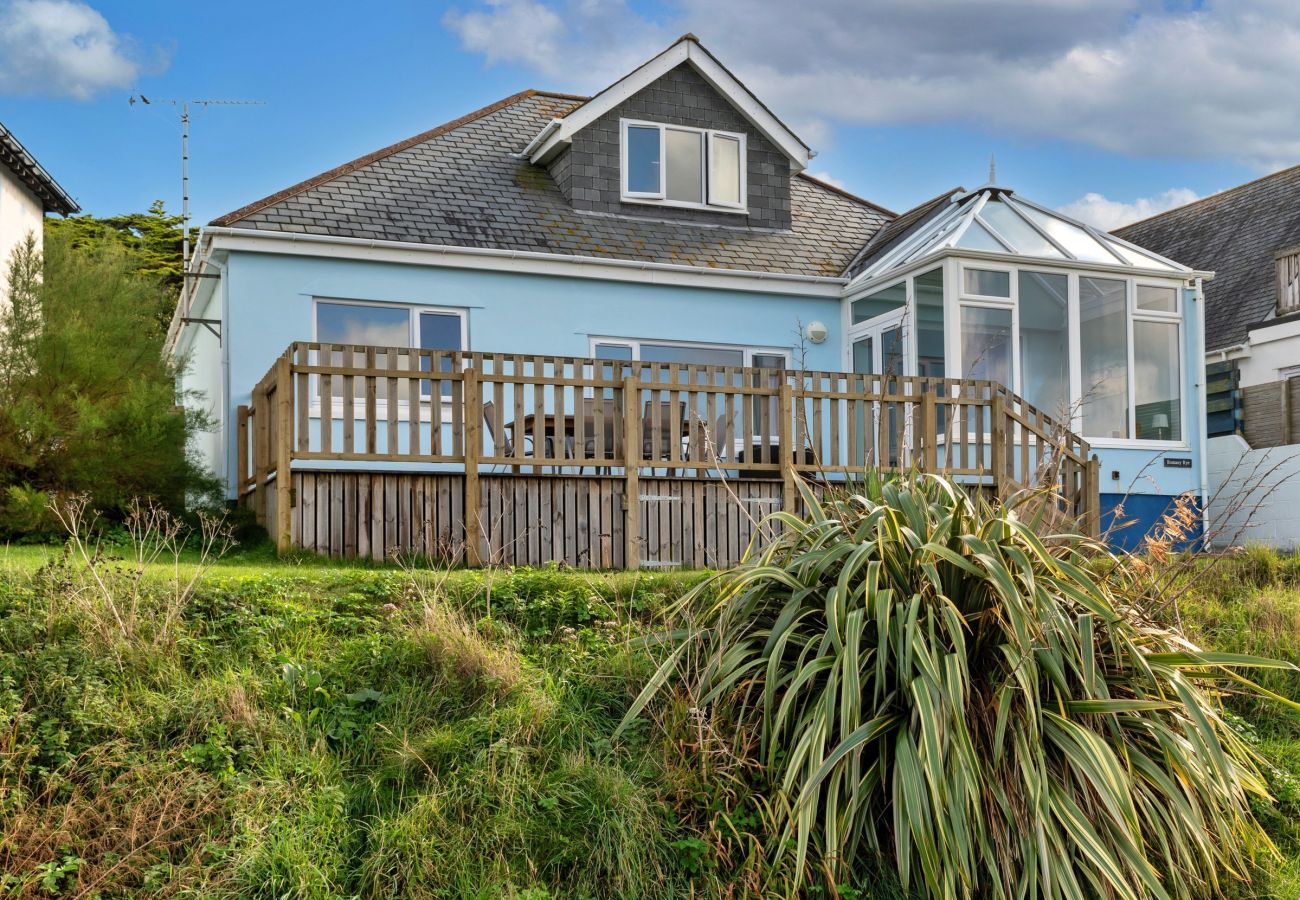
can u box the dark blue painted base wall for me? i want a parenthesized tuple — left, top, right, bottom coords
(1099, 493, 1203, 553)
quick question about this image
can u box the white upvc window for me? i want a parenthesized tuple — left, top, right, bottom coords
(587, 336, 787, 369)
(587, 336, 789, 448)
(311, 299, 468, 410)
(945, 263, 1186, 447)
(619, 119, 747, 212)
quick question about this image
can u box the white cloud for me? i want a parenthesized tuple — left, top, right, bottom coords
(806, 170, 845, 190)
(1058, 187, 1202, 231)
(442, 0, 1300, 169)
(0, 0, 141, 99)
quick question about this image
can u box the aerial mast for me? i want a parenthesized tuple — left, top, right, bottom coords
(129, 96, 265, 269)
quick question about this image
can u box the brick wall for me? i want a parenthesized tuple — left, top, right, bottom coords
(548, 63, 792, 230)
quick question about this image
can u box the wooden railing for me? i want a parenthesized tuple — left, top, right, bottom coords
(239, 342, 1099, 561)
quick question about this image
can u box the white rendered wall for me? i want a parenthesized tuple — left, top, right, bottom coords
(1209, 318, 1300, 388)
(0, 166, 44, 309)
(1207, 435, 1300, 549)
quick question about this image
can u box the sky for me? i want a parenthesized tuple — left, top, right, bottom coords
(0, 0, 1295, 232)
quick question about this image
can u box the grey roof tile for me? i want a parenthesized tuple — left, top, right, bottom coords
(211, 91, 890, 278)
(1116, 165, 1300, 351)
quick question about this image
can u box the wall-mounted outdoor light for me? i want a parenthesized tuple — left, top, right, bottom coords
(805, 321, 828, 344)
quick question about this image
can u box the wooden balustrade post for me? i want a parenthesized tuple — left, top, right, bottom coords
(989, 395, 1006, 494)
(254, 383, 268, 525)
(778, 381, 796, 518)
(622, 375, 641, 571)
(274, 354, 294, 554)
(236, 405, 249, 506)
(1085, 454, 1101, 538)
(463, 367, 483, 566)
(920, 390, 937, 472)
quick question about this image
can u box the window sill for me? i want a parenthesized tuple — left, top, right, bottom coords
(619, 196, 749, 215)
(1084, 439, 1193, 452)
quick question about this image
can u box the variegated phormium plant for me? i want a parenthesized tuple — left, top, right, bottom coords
(620, 474, 1297, 899)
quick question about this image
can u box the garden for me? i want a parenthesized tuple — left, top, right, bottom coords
(2, 479, 1299, 898)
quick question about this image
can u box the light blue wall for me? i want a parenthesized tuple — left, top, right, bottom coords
(208, 251, 1205, 514)
(219, 250, 844, 496)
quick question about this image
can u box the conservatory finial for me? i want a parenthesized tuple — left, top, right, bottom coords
(988, 154, 997, 185)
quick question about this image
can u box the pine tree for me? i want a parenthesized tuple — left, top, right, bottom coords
(0, 231, 216, 534)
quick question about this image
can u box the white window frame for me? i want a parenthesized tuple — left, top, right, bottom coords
(619, 118, 747, 214)
(845, 260, 1191, 450)
(1126, 279, 1186, 448)
(311, 298, 468, 418)
(587, 335, 788, 369)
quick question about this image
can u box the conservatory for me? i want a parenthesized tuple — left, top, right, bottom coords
(842, 186, 1202, 451)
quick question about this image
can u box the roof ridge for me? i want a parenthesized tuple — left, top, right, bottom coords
(795, 172, 895, 217)
(533, 89, 591, 102)
(210, 89, 578, 227)
(1116, 161, 1300, 234)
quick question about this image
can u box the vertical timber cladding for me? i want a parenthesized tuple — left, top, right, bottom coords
(478, 474, 626, 569)
(286, 471, 800, 568)
(291, 471, 465, 562)
(637, 477, 786, 570)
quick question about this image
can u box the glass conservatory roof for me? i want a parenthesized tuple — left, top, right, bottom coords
(850, 186, 1190, 283)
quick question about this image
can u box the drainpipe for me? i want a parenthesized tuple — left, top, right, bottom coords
(1194, 277, 1210, 542)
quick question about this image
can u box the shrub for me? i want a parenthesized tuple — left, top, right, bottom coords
(622, 474, 1295, 898)
(0, 232, 217, 536)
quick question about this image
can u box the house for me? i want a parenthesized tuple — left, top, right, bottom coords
(169, 35, 1207, 564)
(0, 121, 78, 306)
(1118, 166, 1300, 547)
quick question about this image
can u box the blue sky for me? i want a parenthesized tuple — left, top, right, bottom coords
(1, 0, 1291, 231)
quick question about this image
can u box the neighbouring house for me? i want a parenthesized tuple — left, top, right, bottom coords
(1118, 166, 1300, 548)
(0, 121, 78, 306)
(169, 35, 1208, 565)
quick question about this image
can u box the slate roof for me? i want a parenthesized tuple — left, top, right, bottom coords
(0, 121, 77, 215)
(1115, 164, 1300, 351)
(844, 187, 963, 279)
(210, 90, 890, 278)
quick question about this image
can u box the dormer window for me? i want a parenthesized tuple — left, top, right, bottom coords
(620, 119, 746, 212)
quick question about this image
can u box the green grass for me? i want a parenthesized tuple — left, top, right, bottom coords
(2, 536, 1300, 897)
(0, 546, 735, 898)
(1175, 549, 1300, 898)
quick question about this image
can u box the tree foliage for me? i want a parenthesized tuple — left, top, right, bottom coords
(44, 201, 189, 335)
(622, 474, 1294, 898)
(0, 231, 216, 534)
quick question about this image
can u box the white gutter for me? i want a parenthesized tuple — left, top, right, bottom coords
(165, 231, 222, 353)
(1209, 342, 1249, 361)
(845, 246, 1213, 301)
(1194, 276, 1210, 542)
(199, 226, 849, 293)
(518, 118, 562, 159)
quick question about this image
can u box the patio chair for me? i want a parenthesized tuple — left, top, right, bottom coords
(581, 397, 620, 473)
(641, 399, 681, 462)
(481, 400, 553, 470)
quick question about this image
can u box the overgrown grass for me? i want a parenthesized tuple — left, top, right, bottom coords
(1175, 547, 1300, 898)
(2, 533, 1299, 897)
(0, 550, 732, 898)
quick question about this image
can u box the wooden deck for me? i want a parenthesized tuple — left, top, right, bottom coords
(238, 343, 1100, 568)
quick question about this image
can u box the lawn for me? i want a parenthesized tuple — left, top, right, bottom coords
(2, 537, 1299, 897)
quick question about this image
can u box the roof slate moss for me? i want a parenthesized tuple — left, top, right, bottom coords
(1116, 164, 1300, 351)
(210, 91, 890, 278)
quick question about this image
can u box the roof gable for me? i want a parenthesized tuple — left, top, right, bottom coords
(206, 91, 888, 278)
(526, 34, 812, 173)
